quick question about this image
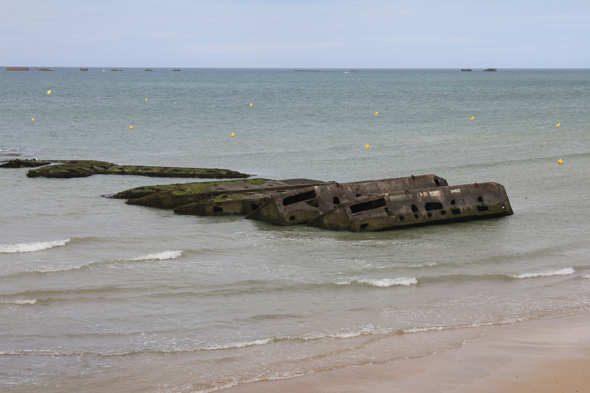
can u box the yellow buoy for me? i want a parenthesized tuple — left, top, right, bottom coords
(556, 123, 561, 127)
(470, 116, 474, 121)
(558, 159, 563, 164)
(365, 144, 370, 149)
(47, 90, 52, 95)
(129, 125, 133, 130)
(231, 133, 235, 137)
(31, 118, 35, 122)
(145, 98, 148, 101)
(375, 112, 378, 116)
(250, 103, 253, 107)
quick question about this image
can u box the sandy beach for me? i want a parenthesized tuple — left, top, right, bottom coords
(227, 311, 590, 392)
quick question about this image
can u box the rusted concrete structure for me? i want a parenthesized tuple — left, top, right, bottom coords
(6, 67, 29, 71)
(246, 174, 448, 226)
(173, 179, 329, 216)
(307, 182, 513, 232)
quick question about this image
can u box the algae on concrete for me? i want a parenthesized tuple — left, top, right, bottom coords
(21, 160, 251, 179)
(0, 159, 51, 168)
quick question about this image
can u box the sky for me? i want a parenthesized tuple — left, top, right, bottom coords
(1, 0, 589, 68)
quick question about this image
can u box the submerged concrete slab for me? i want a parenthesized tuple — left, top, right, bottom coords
(246, 174, 448, 226)
(173, 178, 333, 216)
(307, 182, 513, 232)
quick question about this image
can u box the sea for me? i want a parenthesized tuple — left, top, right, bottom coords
(1, 68, 590, 392)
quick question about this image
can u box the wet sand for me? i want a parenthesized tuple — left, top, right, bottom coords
(227, 311, 590, 392)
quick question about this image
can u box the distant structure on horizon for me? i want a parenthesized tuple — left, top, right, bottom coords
(483, 68, 497, 72)
(6, 67, 29, 71)
(461, 69, 473, 71)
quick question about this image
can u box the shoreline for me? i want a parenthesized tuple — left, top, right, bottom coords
(225, 310, 590, 392)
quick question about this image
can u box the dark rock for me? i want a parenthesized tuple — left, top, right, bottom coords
(0, 159, 51, 168)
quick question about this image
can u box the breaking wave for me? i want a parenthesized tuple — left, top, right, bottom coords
(0, 299, 37, 305)
(120, 250, 182, 261)
(0, 239, 70, 253)
(336, 277, 418, 287)
(509, 267, 575, 279)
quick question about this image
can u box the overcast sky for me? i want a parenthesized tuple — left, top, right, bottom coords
(1, 0, 588, 68)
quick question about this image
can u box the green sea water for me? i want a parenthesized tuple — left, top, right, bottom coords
(1, 68, 590, 392)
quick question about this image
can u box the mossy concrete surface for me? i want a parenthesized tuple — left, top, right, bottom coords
(19, 160, 251, 179)
(115, 178, 326, 210)
(0, 159, 52, 168)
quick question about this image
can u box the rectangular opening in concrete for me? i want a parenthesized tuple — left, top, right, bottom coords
(282, 190, 317, 206)
(350, 198, 387, 214)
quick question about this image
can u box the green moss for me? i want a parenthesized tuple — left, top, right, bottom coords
(26, 160, 251, 179)
(123, 179, 273, 209)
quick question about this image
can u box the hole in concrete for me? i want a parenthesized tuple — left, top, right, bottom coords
(414, 214, 419, 219)
(451, 199, 456, 205)
(399, 215, 404, 221)
(425, 202, 444, 211)
(333, 197, 340, 205)
(360, 223, 369, 230)
(411, 204, 419, 213)
(477, 196, 483, 202)
(289, 215, 296, 221)
(452, 208, 461, 215)
(502, 205, 505, 209)
(434, 178, 440, 186)
(477, 205, 489, 212)
(350, 198, 387, 214)
(283, 190, 316, 206)
(251, 204, 259, 211)
(427, 212, 432, 218)
(441, 210, 447, 215)
(356, 194, 362, 197)
(213, 206, 223, 213)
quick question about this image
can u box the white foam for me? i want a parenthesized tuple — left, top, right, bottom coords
(204, 338, 271, 351)
(407, 263, 437, 268)
(122, 250, 182, 261)
(0, 239, 70, 254)
(356, 277, 418, 287)
(582, 274, 590, 279)
(1, 299, 37, 305)
(509, 267, 575, 279)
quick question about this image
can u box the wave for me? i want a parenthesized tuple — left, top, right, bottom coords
(406, 263, 437, 268)
(335, 277, 417, 287)
(120, 250, 182, 261)
(0, 317, 535, 359)
(0, 299, 37, 305)
(0, 239, 70, 253)
(583, 274, 590, 279)
(509, 267, 575, 279)
(0, 250, 183, 278)
(359, 277, 418, 287)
